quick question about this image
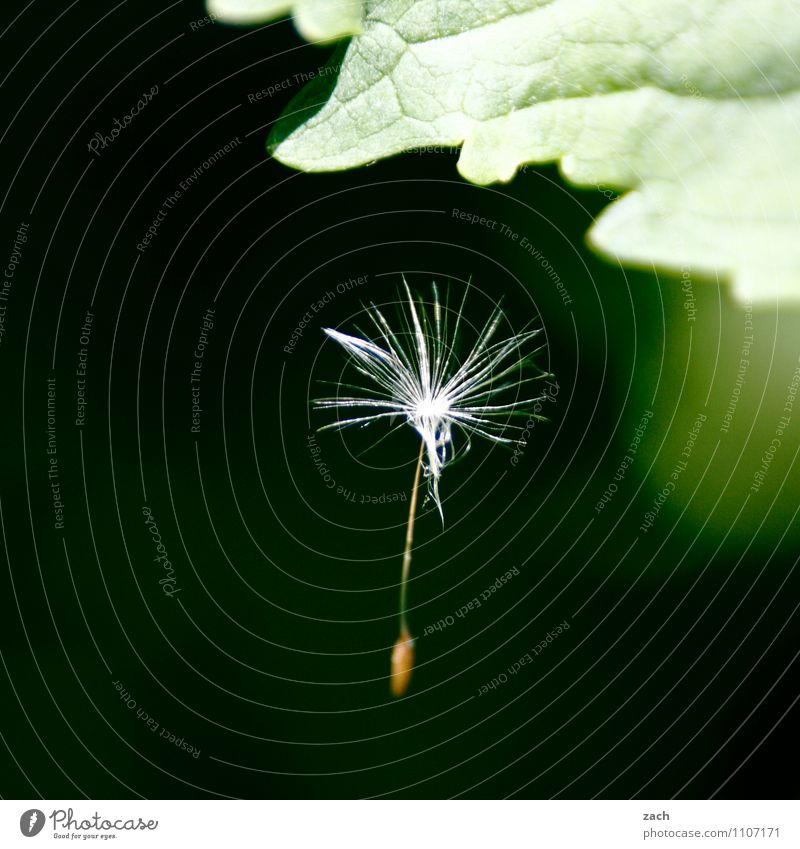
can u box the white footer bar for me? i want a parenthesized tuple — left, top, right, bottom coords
(3, 800, 796, 848)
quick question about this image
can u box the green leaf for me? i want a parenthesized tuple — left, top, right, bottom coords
(269, 1, 800, 303)
(207, 0, 362, 42)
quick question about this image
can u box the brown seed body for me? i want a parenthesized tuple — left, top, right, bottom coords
(390, 628, 415, 697)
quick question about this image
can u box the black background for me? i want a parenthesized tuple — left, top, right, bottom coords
(0, 0, 798, 799)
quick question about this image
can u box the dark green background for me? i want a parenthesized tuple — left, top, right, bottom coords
(1, 0, 798, 799)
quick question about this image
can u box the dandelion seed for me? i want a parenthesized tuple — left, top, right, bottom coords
(314, 278, 552, 696)
(390, 626, 415, 698)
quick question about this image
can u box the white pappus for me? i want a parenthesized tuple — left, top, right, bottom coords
(314, 278, 551, 521)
